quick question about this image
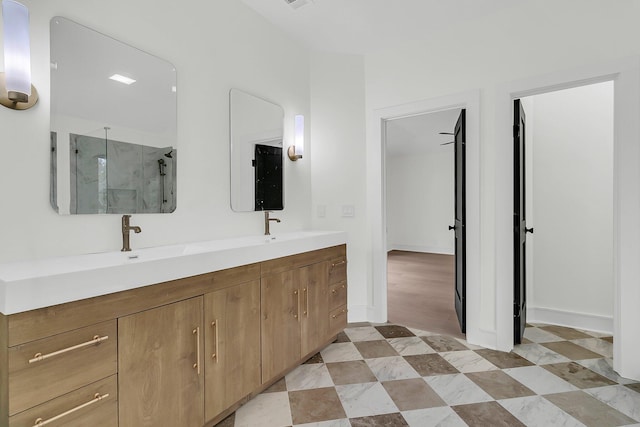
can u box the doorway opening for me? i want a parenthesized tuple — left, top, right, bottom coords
(513, 82, 614, 351)
(385, 108, 465, 338)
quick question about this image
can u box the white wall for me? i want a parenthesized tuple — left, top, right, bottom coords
(525, 82, 614, 331)
(309, 52, 368, 320)
(386, 151, 454, 254)
(359, 0, 640, 337)
(0, 0, 311, 262)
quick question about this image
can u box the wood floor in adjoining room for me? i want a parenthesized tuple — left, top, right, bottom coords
(387, 250, 464, 339)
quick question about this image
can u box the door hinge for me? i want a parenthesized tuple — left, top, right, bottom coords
(513, 124, 520, 139)
(513, 302, 520, 318)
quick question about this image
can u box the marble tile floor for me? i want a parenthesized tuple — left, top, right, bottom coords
(215, 323, 640, 427)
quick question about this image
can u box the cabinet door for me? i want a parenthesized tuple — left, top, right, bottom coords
(118, 297, 204, 427)
(299, 262, 329, 357)
(261, 270, 301, 383)
(205, 280, 261, 421)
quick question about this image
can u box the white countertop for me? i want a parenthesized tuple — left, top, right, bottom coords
(0, 230, 347, 315)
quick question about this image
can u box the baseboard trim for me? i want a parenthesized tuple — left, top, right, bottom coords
(388, 244, 454, 255)
(528, 306, 613, 335)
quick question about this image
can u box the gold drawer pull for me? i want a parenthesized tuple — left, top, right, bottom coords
(303, 288, 308, 316)
(33, 392, 109, 426)
(331, 260, 346, 268)
(211, 320, 219, 363)
(29, 335, 108, 364)
(332, 282, 347, 295)
(193, 328, 201, 375)
(332, 309, 347, 319)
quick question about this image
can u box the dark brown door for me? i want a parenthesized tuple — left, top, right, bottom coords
(452, 109, 466, 333)
(513, 99, 530, 344)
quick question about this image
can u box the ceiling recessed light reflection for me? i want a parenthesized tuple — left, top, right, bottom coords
(109, 73, 136, 85)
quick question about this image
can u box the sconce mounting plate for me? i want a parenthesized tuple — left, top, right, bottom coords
(0, 73, 39, 110)
(288, 145, 302, 161)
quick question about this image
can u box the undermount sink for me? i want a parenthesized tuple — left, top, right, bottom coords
(0, 230, 347, 315)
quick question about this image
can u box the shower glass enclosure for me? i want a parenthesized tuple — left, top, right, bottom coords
(65, 132, 176, 214)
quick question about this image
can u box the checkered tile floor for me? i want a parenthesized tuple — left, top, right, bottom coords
(215, 323, 640, 427)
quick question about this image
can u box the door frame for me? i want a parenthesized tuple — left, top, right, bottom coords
(368, 90, 485, 345)
(495, 57, 640, 380)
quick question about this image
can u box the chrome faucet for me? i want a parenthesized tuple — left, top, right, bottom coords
(121, 215, 142, 252)
(264, 211, 281, 236)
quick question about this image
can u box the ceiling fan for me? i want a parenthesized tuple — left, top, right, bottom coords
(439, 132, 454, 146)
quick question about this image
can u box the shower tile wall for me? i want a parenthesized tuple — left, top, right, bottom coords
(106, 140, 143, 214)
(71, 133, 176, 214)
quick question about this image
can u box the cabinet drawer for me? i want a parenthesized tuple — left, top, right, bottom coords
(328, 257, 346, 284)
(329, 305, 347, 335)
(8, 320, 117, 415)
(329, 281, 347, 311)
(9, 375, 117, 427)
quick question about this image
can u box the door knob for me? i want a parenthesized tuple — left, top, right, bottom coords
(448, 225, 456, 231)
(525, 227, 534, 234)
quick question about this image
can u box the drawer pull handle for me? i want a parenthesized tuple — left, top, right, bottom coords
(211, 320, 219, 362)
(193, 328, 201, 374)
(331, 260, 346, 268)
(331, 289, 337, 295)
(294, 289, 300, 320)
(29, 335, 108, 364)
(303, 288, 308, 316)
(332, 309, 347, 319)
(33, 392, 109, 426)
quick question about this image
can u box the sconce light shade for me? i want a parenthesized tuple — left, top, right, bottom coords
(0, 0, 38, 110)
(288, 114, 304, 161)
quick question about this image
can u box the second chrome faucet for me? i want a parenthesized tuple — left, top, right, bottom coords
(121, 215, 142, 252)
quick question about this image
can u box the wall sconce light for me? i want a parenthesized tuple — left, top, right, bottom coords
(288, 114, 304, 161)
(0, 0, 38, 110)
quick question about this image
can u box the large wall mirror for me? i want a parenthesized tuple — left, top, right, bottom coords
(50, 17, 177, 214)
(230, 89, 284, 212)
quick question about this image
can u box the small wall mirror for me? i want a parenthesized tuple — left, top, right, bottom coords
(230, 89, 284, 212)
(50, 17, 177, 214)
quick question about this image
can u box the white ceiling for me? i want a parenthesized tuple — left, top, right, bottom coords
(386, 109, 461, 157)
(240, 0, 517, 55)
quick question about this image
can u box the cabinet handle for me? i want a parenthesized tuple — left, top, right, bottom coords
(331, 282, 347, 296)
(211, 320, 219, 363)
(29, 335, 108, 364)
(332, 309, 347, 319)
(331, 260, 346, 268)
(303, 288, 308, 316)
(293, 289, 300, 320)
(193, 328, 201, 374)
(33, 392, 109, 426)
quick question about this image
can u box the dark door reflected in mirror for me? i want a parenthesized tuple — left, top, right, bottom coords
(254, 145, 283, 211)
(230, 89, 284, 212)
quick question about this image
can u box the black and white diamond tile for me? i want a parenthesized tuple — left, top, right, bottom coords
(216, 323, 640, 427)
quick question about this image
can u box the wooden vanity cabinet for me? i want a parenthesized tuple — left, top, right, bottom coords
(0, 245, 347, 427)
(8, 375, 117, 427)
(118, 297, 205, 427)
(8, 320, 116, 416)
(204, 280, 261, 421)
(261, 245, 345, 384)
(261, 269, 301, 383)
(299, 262, 330, 357)
(328, 255, 348, 336)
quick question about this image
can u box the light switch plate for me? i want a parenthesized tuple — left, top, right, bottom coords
(341, 205, 355, 217)
(317, 205, 326, 218)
